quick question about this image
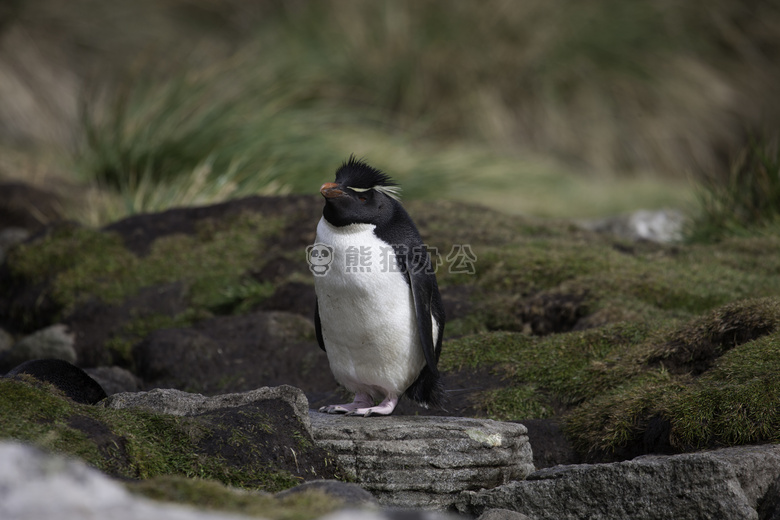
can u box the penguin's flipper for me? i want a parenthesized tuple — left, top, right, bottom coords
(408, 271, 437, 373)
(314, 298, 326, 352)
(402, 246, 444, 374)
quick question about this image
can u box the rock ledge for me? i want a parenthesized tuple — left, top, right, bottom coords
(309, 411, 534, 510)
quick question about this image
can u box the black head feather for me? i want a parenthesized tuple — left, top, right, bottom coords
(334, 156, 401, 199)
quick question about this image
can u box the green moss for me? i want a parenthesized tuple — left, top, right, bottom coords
(129, 476, 345, 520)
(480, 385, 555, 421)
(443, 297, 780, 457)
(563, 301, 780, 456)
(665, 332, 780, 448)
(442, 323, 652, 415)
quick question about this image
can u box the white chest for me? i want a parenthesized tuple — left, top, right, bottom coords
(313, 217, 424, 397)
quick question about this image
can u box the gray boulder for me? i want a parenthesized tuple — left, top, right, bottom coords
(0, 441, 256, 520)
(85, 365, 143, 395)
(309, 411, 535, 510)
(457, 444, 780, 520)
(2, 324, 76, 369)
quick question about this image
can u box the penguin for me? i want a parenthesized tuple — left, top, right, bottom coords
(312, 156, 445, 416)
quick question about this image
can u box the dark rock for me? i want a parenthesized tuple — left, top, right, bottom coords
(522, 419, 580, 469)
(759, 473, 780, 520)
(276, 480, 378, 507)
(84, 366, 142, 395)
(102, 195, 319, 257)
(133, 329, 227, 393)
(132, 310, 331, 395)
(0, 182, 62, 232)
(65, 283, 189, 367)
(5, 359, 107, 404)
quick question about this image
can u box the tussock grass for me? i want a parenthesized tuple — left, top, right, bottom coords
(688, 136, 780, 241)
(38, 0, 772, 223)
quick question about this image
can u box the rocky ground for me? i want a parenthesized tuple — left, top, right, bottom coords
(1, 180, 779, 519)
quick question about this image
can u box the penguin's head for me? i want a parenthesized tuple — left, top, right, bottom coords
(321, 156, 402, 227)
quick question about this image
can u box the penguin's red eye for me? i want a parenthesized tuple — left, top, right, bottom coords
(359, 196, 367, 202)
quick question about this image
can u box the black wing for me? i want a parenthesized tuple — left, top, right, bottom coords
(314, 298, 326, 352)
(403, 249, 445, 374)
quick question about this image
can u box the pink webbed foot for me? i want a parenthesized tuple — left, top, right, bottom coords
(319, 392, 373, 414)
(345, 395, 399, 417)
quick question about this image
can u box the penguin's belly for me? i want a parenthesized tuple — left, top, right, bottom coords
(314, 218, 425, 399)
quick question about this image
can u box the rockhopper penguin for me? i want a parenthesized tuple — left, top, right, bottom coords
(313, 156, 445, 416)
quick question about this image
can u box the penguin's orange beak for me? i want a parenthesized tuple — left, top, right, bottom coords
(320, 182, 345, 199)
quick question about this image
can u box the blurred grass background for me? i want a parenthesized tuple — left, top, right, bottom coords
(0, 0, 778, 233)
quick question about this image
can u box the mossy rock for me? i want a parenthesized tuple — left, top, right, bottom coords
(0, 377, 347, 491)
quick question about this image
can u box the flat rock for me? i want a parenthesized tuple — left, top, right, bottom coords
(456, 444, 780, 520)
(100, 384, 313, 437)
(309, 411, 534, 510)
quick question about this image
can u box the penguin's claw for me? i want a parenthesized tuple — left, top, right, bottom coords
(319, 405, 350, 414)
(319, 395, 398, 417)
(344, 397, 399, 417)
(319, 393, 375, 415)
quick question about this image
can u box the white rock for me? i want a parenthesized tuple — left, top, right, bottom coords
(0, 442, 257, 520)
